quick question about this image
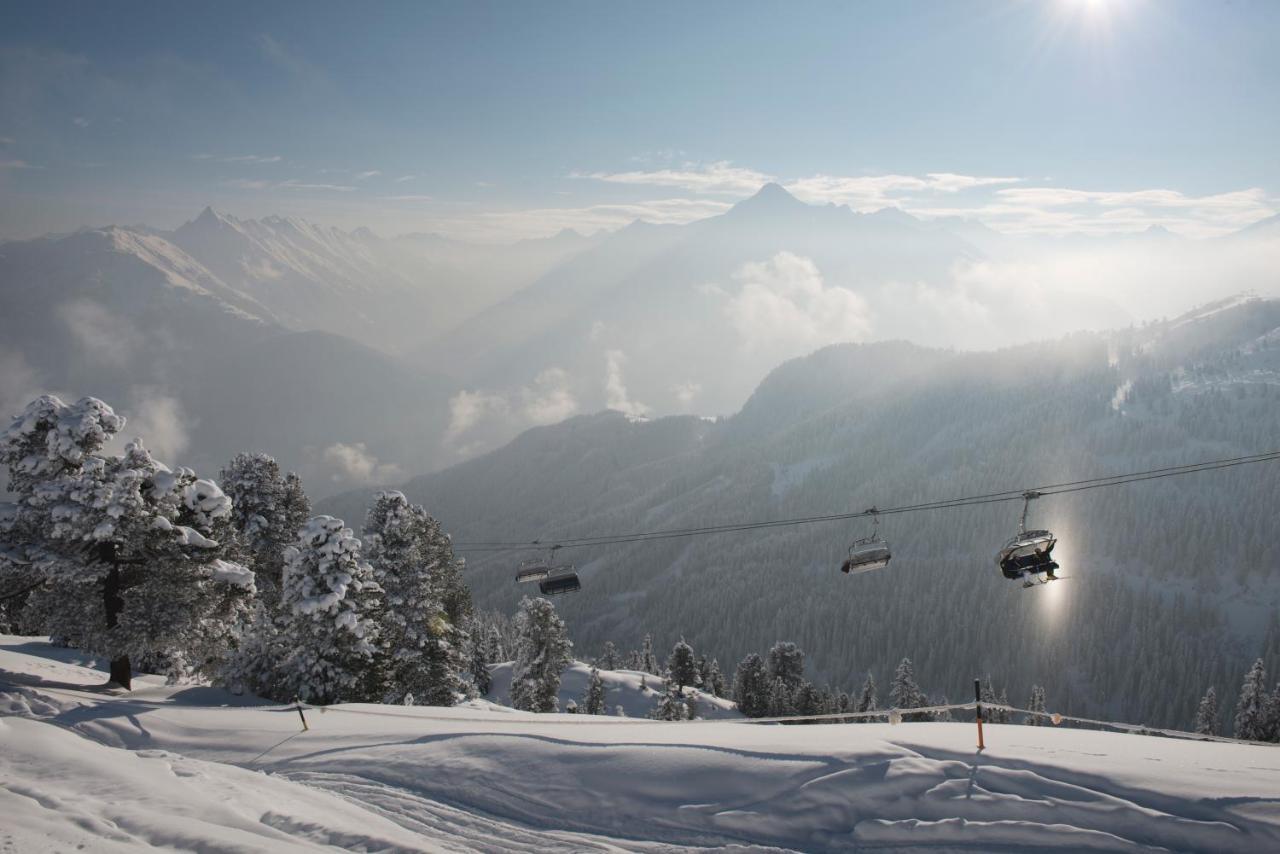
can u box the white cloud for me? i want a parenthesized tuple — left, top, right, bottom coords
(57, 299, 136, 366)
(445, 369, 580, 449)
(0, 348, 43, 419)
(355, 170, 382, 180)
(106, 390, 190, 462)
(393, 174, 417, 183)
(0, 159, 41, 170)
(277, 180, 356, 192)
(576, 161, 772, 196)
(604, 350, 649, 418)
(317, 442, 404, 485)
(193, 153, 281, 164)
(672, 380, 702, 406)
(785, 172, 1021, 208)
(451, 198, 732, 241)
(71, 116, 90, 128)
(723, 252, 872, 356)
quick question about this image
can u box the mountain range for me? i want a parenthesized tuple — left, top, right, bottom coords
(1, 184, 1276, 494)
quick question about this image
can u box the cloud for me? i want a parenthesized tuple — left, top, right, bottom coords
(722, 252, 872, 356)
(355, 170, 382, 180)
(445, 197, 732, 241)
(0, 348, 43, 419)
(444, 369, 579, 450)
(393, 174, 417, 183)
(0, 159, 41, 170)
(71, 116, 90, 128)
(192, 153, 281, 164)
(604, 350, 649, 418)
(277, 180, 355, 192)
(576, 161, 772, 196)
(223, 178, 272, 190)
(317, 442, 404, 485)
(785, 172, 1021, 208)
(57, 299, 136, 367)
(255, 33, 329, 90)
(0, 136, 15, 146)
(384, 194, 434, 202)
(672, 380, 702, 406)
(105, 390, 190, 462)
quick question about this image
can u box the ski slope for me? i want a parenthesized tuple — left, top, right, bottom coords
(2, 637, 1279, 852)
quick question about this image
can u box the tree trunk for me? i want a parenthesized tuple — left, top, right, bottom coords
(101, 552, 131, 690)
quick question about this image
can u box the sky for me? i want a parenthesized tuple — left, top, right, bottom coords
(1, 0, 1278, 241)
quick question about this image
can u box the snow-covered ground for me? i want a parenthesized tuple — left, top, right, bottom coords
(3, 637, 1279, 852)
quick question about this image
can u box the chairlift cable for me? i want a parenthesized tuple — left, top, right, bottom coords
(454, 450, 1280, 553)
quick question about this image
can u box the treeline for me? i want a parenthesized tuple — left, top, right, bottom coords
(0, 394, 486, 706)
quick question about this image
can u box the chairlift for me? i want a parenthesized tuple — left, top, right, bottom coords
(841, 508, 892, 574)
(539, 567, 581, 596)
(997, 492, 1060, 587)
(515, 545, 559, 584)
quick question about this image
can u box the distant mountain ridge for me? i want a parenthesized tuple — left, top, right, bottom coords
(321, 296, 1280, 730)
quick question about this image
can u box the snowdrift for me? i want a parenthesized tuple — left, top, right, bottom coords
(2, 636, 1279, 852)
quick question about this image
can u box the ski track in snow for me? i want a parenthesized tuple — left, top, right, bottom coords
(3, 637, 1280, 853)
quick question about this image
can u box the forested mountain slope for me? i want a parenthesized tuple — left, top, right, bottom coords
(324, 297, 1280, 730)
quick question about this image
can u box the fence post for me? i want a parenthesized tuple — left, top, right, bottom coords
(974, 679, 985, 751)
(294, 697, 309, 732)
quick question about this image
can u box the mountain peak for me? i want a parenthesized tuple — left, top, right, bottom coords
(184, 206, 237, 232)
(725, 182, 808, 217)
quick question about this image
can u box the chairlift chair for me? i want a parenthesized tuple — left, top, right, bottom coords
(539, 567, 581, 596)
(515, 545, 559, 584)
(997, 492, 1059, 585)
(841, 508, 892, 574)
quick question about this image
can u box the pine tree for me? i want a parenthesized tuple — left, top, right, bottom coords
(219, 452, 310, 610)
(1266, 684, 1280, 743)
(856, 671, 879, 720)
(890, 658, 928, 722)
(650, 678, 686, 721)
(794, 681, 822, 717)
(996, 688, 1011, 724)
(639, 633, 659, 675)
(469, 620, 493, 696)
(1024, 685, 1046, 726)
(565, 699, 578, 713)
(363, 491, 462, 705)
(768, 676, 796, 717)
(766, 641, 805, 690)
(599, 641, 619, 670)
(667, 639, 699, 695)
(732, 652, 770, 718)
(510, 596, 572, 713)
(274, 516, 382, 704)
(1234, 659, 1268, 740)
(1194, 686, 1218, 736)
(583, 665, 606, 714)
(0, 395, 254, 689)
(705, 658, 726, 698)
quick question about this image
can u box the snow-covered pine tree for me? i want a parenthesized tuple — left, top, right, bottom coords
(510, 596, 572, 713)
(1235, 659, 1268, 740)
(639, 633, 659, 675)
(362, 491, 464, 706)
(794, 681, 822, 717)
(583, 664, 606, 714)
(856, 671, 879, 720)
(565, 699, 578, 713)
(1266, 684, 1280, 743)
(996, 688, 1012, 724)
(1024, 685, 1046, 725)
(650, 677, 686, 721)
(274, 516, 381, 704)
(766, 641, 805, 690)
(732, 652, 769, 718)
(0, 395, 255, 688)
(219, 453, 310, 610)
(598, 640, 619, 670)
(890, 658, 928, 722)
(705, 658, 726, 698)
(667, 639, 699, 695)
(468, 620, 493, 696)
(767, 676, 796, 717)
(932, 696, 953, 722)
(1194, 686, 1218, 736)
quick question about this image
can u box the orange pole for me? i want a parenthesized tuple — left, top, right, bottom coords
(974, 679, 985, 750)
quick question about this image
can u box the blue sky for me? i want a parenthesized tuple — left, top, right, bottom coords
(1, 0, 1277, 240)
